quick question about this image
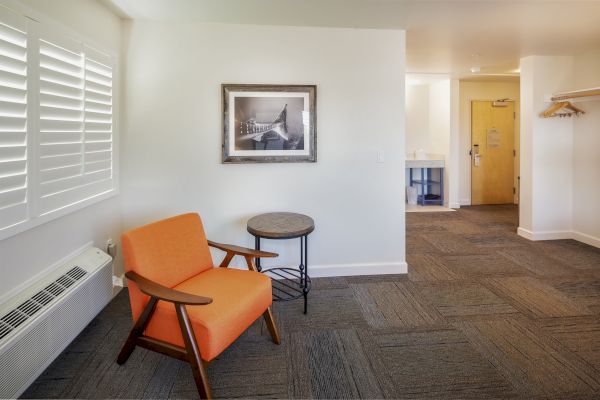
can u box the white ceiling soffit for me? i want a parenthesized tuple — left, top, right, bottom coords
(104, 0, 409, 27)
(105, 0, 600, 76)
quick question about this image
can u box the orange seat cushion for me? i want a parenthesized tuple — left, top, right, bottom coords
(143, 268, 273, 361)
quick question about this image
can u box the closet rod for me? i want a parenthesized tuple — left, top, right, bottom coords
(551, 88, 600, 101)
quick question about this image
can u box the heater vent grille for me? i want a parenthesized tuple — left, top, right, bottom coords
(17, 300, 42, 317)
(66, 266, 86, 281)
(0, 267, 87, 342)
(0, 249, 112, 399)
(31, 291, 53, 307)
(0, 322, 12, 340)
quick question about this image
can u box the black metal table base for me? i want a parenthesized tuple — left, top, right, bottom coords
(256, 235, 310, 314)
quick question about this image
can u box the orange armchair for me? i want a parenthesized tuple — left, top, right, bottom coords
(116, 213, 280, 399)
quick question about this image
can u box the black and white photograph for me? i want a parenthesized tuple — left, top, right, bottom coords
(222, 84, 316, 163)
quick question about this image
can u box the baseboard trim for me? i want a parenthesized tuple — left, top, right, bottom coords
(517, 227, 535, 240)
(518, 227, 600, 248)
(310, 262, 407, 277)
(112, 274, 125, 287)
(264, 261, 408, 278)
(517, 227, 572, 241)
(572, 231, 600, 248)
(460, 198, 471, 206)
(449, 202, 461, 209)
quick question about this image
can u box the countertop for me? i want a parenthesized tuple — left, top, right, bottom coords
(405, 155, 445, 168)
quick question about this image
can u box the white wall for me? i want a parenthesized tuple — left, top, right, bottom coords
(572, 49, 600, 246)
(519, 56, 574, 239)
(122, 21, 407, 276)
(458, 80, 520, 205)
(405, 77, 453, 206)
(405, 85, 429, 153)
(449, 79, 460, 208)
(0, 0, 123, 300)
(428, 79, 451, 203)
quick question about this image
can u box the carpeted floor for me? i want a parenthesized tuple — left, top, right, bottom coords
(22, 205, 600, 399)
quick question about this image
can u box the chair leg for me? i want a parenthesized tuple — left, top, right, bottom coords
(116, 330, 139, 365)
(117, 297, 158, 365)
(263, 307, 281, 345)
(176, 303, 212, 400)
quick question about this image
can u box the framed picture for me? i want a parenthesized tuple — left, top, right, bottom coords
(222, 84, 317, 163)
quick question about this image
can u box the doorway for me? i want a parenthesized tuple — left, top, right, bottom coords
(471, 100, 515, 205)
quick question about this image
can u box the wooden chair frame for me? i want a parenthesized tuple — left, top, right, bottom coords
(117, 241, 281, 399)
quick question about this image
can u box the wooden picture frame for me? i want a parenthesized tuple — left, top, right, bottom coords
(222, 84, 317, 163)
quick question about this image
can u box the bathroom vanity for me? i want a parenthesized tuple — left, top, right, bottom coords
(406, 155, 445, 206)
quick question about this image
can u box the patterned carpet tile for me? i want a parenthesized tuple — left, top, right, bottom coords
(350, 282, 441, 329)
(345, 274, 409, 285)
(442, 220, 487, 235)
(288, 329, 383, 399)
(547, 278, 600, 307)
(463, 234, 526, 249)
(405, 222, 448, 234)
(414, 281, 519, 317)
(208, 335, 288, 399)
(537, 240, 600, 270)
(499, 248, 573, 277)
(274, 288, 367, 334)
(484, 276, 592, 318)
(537, 316, 600, 371)
(455, 317, 600, 398)
(366, 327, 518, 399)
(421, 232, 488, 254)
(310, 276, 349, 290)
(22, 205, 600, 399)
(406, 233, 440, 254)
(442, 253, 527, 278)
(407, 254, 459, 282)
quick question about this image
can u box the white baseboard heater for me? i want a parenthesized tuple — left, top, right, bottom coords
(0, 247, 113, 398)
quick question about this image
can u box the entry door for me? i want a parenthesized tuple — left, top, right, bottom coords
(471, 101, 515, 205)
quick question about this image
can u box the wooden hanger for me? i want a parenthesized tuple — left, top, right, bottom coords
(540, 101, 585, 118)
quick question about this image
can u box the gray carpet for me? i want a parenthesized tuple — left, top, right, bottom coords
(22, 205, 600, 399)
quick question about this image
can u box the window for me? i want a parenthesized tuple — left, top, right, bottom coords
(0, 7, 116, 240)
(0, 11, 28, 232)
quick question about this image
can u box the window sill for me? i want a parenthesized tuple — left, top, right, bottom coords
(0, 188, 118, 242)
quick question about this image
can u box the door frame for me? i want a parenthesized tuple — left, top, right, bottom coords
(468, 99, 519, 205)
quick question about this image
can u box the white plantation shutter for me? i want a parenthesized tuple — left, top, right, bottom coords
(0, 12, 28, 230)
(0, 6, 116, 238)
(37, 35, 114, 215)
(82, 47, 113, 200)
(37, 33, 85, 214)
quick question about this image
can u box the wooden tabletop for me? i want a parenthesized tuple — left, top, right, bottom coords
(247, 212, 315, 239)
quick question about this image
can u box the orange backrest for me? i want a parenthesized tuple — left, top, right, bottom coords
(122, 213, 214, 288)
(122, 213, 215, 321)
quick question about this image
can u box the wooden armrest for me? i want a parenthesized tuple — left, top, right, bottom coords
(125, 271, 212, 305)
(207, 240, 278, 258)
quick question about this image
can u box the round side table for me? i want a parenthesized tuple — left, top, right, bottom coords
(247, 212, 314, 314)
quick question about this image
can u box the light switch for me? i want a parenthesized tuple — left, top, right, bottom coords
(377, 150, 385, 163)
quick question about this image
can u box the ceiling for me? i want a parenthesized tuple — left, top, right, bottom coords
(104, 0, 600, 78)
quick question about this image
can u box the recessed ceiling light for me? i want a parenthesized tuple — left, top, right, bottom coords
(470, 66, 481, 73)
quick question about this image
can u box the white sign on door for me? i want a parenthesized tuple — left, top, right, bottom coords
(487, 128, 501, 148)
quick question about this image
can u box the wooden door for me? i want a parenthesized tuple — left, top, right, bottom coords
(471, 101, 515, 205)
